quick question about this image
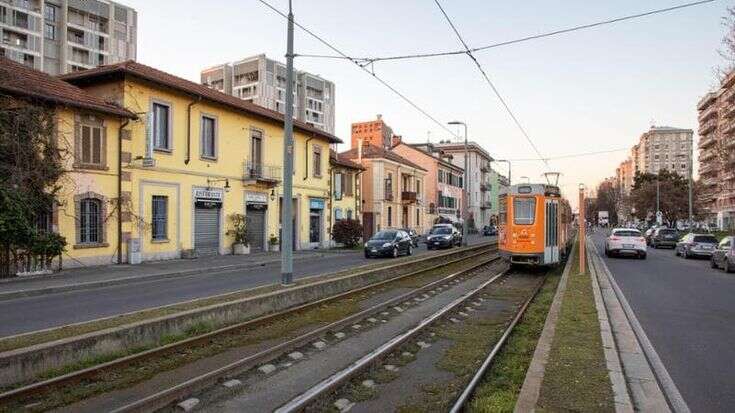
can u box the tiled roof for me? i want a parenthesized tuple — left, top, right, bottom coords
(0, 57, 135, 118)
(339, 145, 427, 171)
(330, 149, 365, 170)
(394, 142, 463, 172)
(59, 61, 342, 144)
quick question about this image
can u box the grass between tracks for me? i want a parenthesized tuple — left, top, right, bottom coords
(0, 254, 489, 412)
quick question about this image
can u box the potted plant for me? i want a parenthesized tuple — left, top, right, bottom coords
(269, 234, 280, 252)
(227, 213, 250, 255)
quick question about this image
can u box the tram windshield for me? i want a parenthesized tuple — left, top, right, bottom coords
(513, 197, 536, 225)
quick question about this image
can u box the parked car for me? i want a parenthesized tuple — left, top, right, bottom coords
(644, 227, 656, 245)
(605, 228, 647, 259)
(482, 225, 498, 236)
(650, 228, 679, 249)
(426, 226, 462, 249)
(400, 228, 420, 247)
(675, 233, 719, 258)
(711, 236, 735, 273)
(364, 229, 413, 258)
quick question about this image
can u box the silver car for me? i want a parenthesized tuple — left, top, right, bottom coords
(675, 233, 718, 258)
(711, 236, 735, 273)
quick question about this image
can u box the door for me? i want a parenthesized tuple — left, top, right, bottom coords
(363, 212, 374, 240)
(544, 199, 559, 264)
(402, 206, 408, 228)
(194, 204, 220, 255)
(309, 211, 321, 245)
(246, 206, 266, 253)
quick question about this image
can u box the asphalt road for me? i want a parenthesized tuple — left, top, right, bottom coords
(0, 235, 493, 337)
(592, 232, 735, 412)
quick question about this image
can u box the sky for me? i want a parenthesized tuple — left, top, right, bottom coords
(123, 0, 729, 209)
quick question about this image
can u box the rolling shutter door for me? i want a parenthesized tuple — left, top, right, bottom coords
(194, 206, 220, 255)
(246, 208, 266, 253)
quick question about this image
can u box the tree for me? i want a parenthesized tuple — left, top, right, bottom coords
(630, 170, 694, 225)
(332, 219, 363, 248)
(591, 180, 620, 226)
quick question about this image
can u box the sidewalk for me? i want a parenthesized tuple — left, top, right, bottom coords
(0, 249, 353, 300)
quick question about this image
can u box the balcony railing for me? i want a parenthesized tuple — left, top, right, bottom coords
(699, 118, 717, 136)
(723, 119, 735, 135)
(698, 135, 716, 149)
(243, 160, 281, 186)
(698, 92, 717, 110)
(480, 201, 492, 210)
(698, 105, 718, 122)
(480, 164, 490, 173)
(480, 183, 490, 192)
(401, 191, 417, 203)
(384, 191, 394, 201)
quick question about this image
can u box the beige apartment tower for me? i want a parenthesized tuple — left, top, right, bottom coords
(201, 54, 336, 134)
(630, 126, 693, 176)
(0, 0, 137, 75)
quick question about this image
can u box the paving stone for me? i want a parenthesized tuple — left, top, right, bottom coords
(334, 398, 355, 412)
(281, 362, 293, 368)
(422, 294, 430, 299)
(223, 379, 242, 388)
(384, 364, 398, 372)
(367, 317, 378, 323)
(362, 379, 376, 388)
(402, 351, 414, 357)
(258, 364, 276, 374)
(352, 324, 362, 330)
(450, 317, 461, 323)
(465, 307, 476, 312)
(413, 297, 422, 302)
(394, 306, 404, 313)
(381, 311, 390, 316)
(334, 332, 346, 339)
(472, 301, 482, 307)
(177, 398, 200, 412)
(313, 341, 327, 350)
(459, 311, 469, 317)
(381, 319, 388, 323)
(430, 332, 436, 337)
(417, 341, 431, 349)
(288, 351, 304, 360)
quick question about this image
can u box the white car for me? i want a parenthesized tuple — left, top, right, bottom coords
(605, 228, 647, 259)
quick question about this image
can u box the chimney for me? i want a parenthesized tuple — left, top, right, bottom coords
(391, 135, 402, 147)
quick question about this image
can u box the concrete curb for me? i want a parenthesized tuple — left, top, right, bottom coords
(513, 243, 575, 412)
(0, 253, 332, 302)
(589, 240, 688, 413)
(587, 241, 634, 413)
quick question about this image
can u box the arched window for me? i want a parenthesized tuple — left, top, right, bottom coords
(346, 209, 353, 220)
(80, 198, 102, 244)
(334, 208, 343, 221)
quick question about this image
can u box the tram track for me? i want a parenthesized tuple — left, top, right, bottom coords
(0, 244, 497, 412)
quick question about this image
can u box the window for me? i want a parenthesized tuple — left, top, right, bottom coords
(76, 123, 105, 167)
(416, 179, 421, 197)
(44, 24, 55, 40)
(334, 172, 342, 200)
(416, 209, 420, 226)
(200, 115, 216, 159)
(79, 198, 102, 244)
(313, 146, 322, 177)
(513, 197, 536, 225)
(152, 196, 168, 240)
(45, 4, 56, 22)
(387, 206, 392, 227)
(499, 194, 507, 224)
(344, 173, 353, 196)
(14, 11, 28, 29)
(334, 208, 343, 221)
(251, 129, 263, 167)
(152, 102, 171, 150)
(347, 209, 353, 220)
(385, 173, 393, 199)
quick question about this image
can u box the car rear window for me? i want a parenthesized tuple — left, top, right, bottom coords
(658, 229, 677, 235)
(614, 230, 641, 237)
(693, 235, 718, 243)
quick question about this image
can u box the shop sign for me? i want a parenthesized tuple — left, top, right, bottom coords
(195, 189, 223, 202)
(246, 192, 268, 205)
(309, 198, 325, 210)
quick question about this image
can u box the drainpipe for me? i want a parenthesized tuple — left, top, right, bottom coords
(117, 118, 130, 265)
(304, 134, 315, 180)
(185, 96, 202, 165)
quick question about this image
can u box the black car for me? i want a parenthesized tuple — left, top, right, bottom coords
(400, 228, 420, 247)
(482, 225, 498, 236)
(650, 228, 678, 249)
(364, 229, 414, 258)
(675, 233, 719, 258)
(426, 226, 461, 249)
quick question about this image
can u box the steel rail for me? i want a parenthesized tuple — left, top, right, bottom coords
(449, 273, 548, 413)
(276, 268, 510, 413)
(0, 244, 495, 409)
(109, 251, 501, 413)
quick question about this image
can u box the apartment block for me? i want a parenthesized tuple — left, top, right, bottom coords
(629, 126, 693, 176)
(0, 0, 136, 75)
(615, 158, 633, 195)
(351, 114, 394, 149)
(697, 71, 735, 229)
(201, 54, 335, 134)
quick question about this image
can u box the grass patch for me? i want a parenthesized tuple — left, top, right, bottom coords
(466, 265, 563, 412)
(536, 244, 615, 412)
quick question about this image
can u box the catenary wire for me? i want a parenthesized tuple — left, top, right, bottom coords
(296, 0, 717, 62)
(432, 0, 550, 167)
(507, 147, 630, 162)
(256, 0, 459, 138)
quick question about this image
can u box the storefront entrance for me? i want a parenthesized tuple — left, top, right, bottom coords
(309, 198, 324, 248)
(193, 189, 223, 256)
(245, 192, 268, 253)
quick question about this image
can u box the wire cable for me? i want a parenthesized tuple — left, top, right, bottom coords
(432, 0, 550, 167)
(296, 0, 716, 63)
(256, 0, 459, 138)
(507, 147, 630, 162)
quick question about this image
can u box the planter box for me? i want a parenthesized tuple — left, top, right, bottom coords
(232, 243, 250, 255)
(269, 244, 280, 253)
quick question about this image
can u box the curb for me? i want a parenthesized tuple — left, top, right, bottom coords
(0, 253, 329, 302)
(513, 242, 575, 412)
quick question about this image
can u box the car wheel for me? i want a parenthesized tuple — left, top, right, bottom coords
(407, 245, 413, 256)
(684, 250, 691, 259)
(640, 253, 647, 260)
(711, 258, 718, 269)
(392, 247, 399, 258)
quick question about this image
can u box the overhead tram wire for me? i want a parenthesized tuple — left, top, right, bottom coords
(256, 0, 459, 139)
(296, 0, 717, 63)
(432, 0, 550, 168)
(507, 147, 630, 162)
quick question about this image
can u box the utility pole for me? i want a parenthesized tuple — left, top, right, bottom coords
(688, 154, 693, 224)
(449, 121, 469, 247)
(579, 184, 586, 274)
(281, 0, 295, 285)
(656, 175, 661, 226)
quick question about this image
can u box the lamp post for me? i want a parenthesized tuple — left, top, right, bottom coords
(448, 121, 468, 247)
(281, 0, 295, 285)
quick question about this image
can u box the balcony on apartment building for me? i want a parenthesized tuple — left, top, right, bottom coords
(722, 118, 735, 135)
(243, 160, 281, 187)
(480, 201, 492, 210)
(401, 191, 417, 203)
(698, 134, 716, 149)
(698, 103, 718, 123)
(697, 92, 717, 111)
(699, 163, 718, 176)
(1, 0, 42, 14)
(723, 70, 735, 90)
(480, 164, 490, 173)
(67, 9, 109, 34)
(699, 118, 717, 136)
(722, 87, 735, 103)
(480, 182, 490, 192)
(699, 148, 716, 162)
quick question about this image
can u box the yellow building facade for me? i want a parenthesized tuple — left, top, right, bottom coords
(59, 61, 340, 267)
(327, 150, 364, 246)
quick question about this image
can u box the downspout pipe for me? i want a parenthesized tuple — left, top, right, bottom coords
(117, 118, 130, 265)
(185, 96, 202, 165)
(304, 134, 315, 180)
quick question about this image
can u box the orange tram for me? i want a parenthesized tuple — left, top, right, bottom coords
(498, 183, 573, 267)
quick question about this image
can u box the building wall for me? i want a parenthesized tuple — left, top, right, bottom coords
(351, 115, 392, 149)
(328, 164, 361, 246)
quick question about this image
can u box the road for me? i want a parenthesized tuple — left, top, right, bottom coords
(592, 232, 735, 412)
(0, 235, 492, 338)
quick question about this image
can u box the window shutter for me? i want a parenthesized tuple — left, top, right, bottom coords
(92, 127, 101, 164)
(81, 126, 91, 163)
(74, 122, 81, 164)
(334, 173, 342, 200)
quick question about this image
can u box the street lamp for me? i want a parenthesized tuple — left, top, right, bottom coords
(281, 0, 296, 286)
(448, 120, 469, 247)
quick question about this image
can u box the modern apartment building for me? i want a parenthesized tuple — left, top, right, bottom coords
(630, 126, 693, 176)
(488, 168, 509, 223)
(0, 0, 136, 75)
(697, 71, 735, 229)
(615, 158, 634, 195)
(200, 54, 335, 134)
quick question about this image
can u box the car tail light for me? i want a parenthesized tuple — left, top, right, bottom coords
(638, 237, 646, 242)
(610, 236, 620, 241)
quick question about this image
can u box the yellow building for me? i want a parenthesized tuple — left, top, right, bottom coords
(328, 150, 364, 246)
(55, 61, 341, 266)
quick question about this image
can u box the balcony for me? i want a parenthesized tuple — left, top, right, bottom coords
(698, 92, 717, 110)
(723, 119, 735, 135)
(699, 163, 718, 176)
(723, 103, 735, 119)
(480, 201, 492, 210)
(480, 164, 490, 173)
(480, 183, 490, 192)
(699, 149, 716, 162)
(698, 135, 716, 149)
(384, 191, 394, 201)
(723, 70, 735, 89)
(243, 160, 281, 187)
(699, 118, 717, 136)
(723, 87, 735, 103)
(401, 191, 417, 203)
(698, 104, 718, 122)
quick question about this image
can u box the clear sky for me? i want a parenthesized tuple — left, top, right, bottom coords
(123, 0, 729, 208)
